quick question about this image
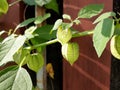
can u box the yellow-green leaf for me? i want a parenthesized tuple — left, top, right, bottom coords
(13, 48, 30, 66)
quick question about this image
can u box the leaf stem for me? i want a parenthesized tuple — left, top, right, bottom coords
(72, 30, 94, 38)
(50, 77, 54, 90)
(9, 0, 23, 7)
(19, 55, 27, 67)
(25, 39, 58, 50)
(25, 30, 94, 50)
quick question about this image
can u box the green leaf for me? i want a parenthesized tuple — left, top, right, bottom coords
(27, 53, 44, 72)
(34, 13, 51, 24)
(15, 14, 50, 31)
(33, 25, 56, 41)
(23, 0, 36, 5)
(114, 23, 120, 35)
(50, 19, 62, 33)
(0, 66, 32, 90)
(45, 0, 59, 14)
(93, 12, 116, 24)
(78, 4, 104, 18)
(30, 39, 44, 53)
(62, 42, 79, 65)
(31, 25, 56, 52)
(61, 23, 73, 30)
(93, 18, 114, 57)
(24, 26, 37, 39)
(35, 0, 51, 6)
(13, 48, 30, 66)
(0, 0, 8, 16)
(62, 14, 71, 20)
(15, 18, 36, 30)
(0, 35, 26, 65)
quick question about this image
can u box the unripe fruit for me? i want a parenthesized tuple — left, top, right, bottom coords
(13, 48, 29, 66)
(62, 42, 79, 65)
(114, 23, 120, 35)
(57, 27, 72, 44)
(27, 53, 44, 72)
(110, 35, 120, 59)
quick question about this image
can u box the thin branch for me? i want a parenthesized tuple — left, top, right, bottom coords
(25, 39, 58, 50)
(9, 0, 23, 7)
(24, 30, 94, 50)
(72, 30, 94, 38)
(50, 77, 54, 90)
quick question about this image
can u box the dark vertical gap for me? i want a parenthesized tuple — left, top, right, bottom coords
(46, 0, 63, 90)
(21, 0, 63, 89)
(19, 2, 26, 34)
(23, 5, 37, 87)
(110, 0, 120, 90)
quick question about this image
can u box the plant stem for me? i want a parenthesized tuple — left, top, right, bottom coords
(19, 55, 27, 67)
(50, 77, 54, 90)
(72, 30, 94, 38)
(25, 30, 94, 50)
(26, 39, 58, 50)
(9, 0, 22, 7)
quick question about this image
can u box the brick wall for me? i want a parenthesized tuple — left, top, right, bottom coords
(63, 0, 112, 90)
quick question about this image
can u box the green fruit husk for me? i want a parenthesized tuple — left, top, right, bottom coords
(57, 27, 72, 44)
(110, 35, 120, 59)
(27, 53, 44, 72)
(62, 42, 79, 65)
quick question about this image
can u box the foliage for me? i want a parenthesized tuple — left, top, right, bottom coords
(93, 18, 114, 57)
(0, 65, 32, 90)
(0, 0, 119, 90)
(0, 35, 26, 66)
(78, 4, 104, 18)
(23, 0, 59, 13)
(0, 0, 8, 16)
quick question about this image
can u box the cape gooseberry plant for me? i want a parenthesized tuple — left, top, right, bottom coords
(0, 0, 120, 90)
